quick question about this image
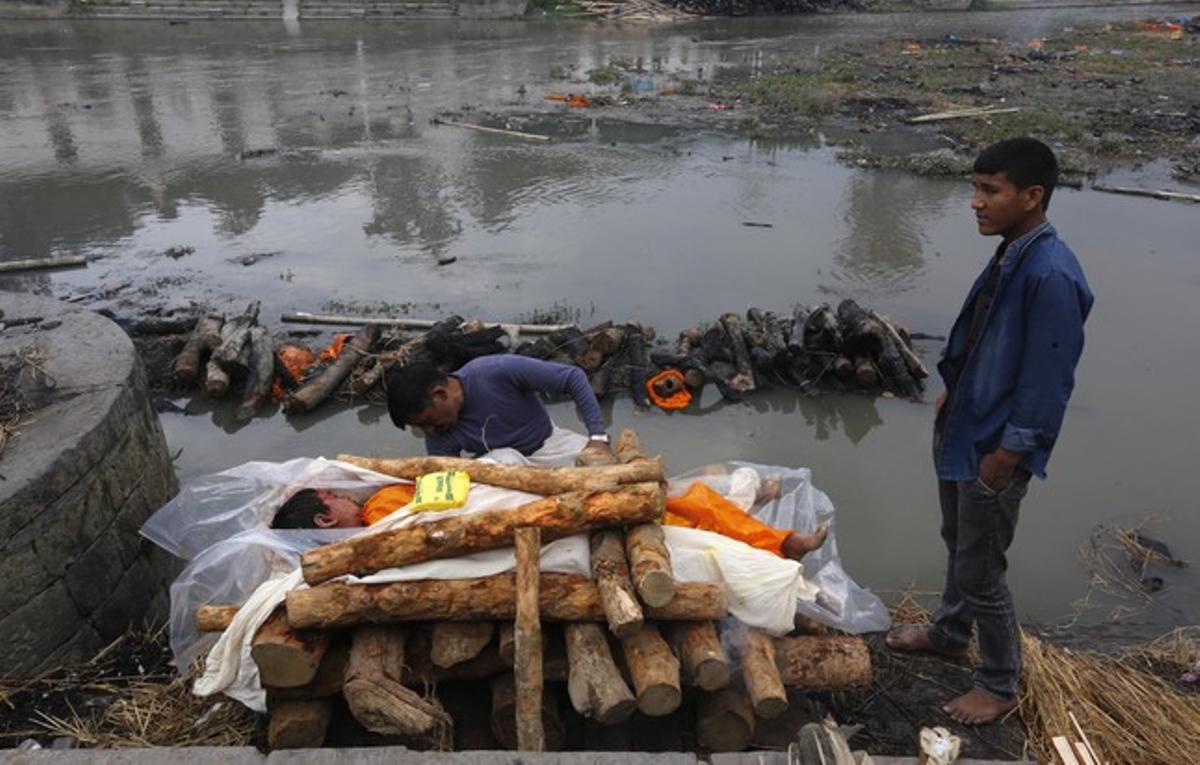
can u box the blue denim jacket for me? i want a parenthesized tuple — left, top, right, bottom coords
(936, 222, 1094, 481)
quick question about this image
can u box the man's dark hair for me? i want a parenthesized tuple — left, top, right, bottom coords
(271, 488, 329, 529)
(384, 362, 449, 429)
(974, 137, 1058, 211)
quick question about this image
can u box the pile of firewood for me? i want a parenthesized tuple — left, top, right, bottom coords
(194, 432, 872, 752)
(168, 299, 927, 422)
(652, 301, 929, 401)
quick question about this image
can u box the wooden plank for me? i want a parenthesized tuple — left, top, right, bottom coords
(514, 527, 544, 751)
(1052, 735, 1082, 765)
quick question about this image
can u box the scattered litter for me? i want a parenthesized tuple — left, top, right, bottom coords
(436, 256, 458, 267)
(233, 252, 279, 267)
(545, 93, 592, 108)
(742, 221, 774, 228)
(238, 147, 278, 160)
(164, 246, 194, 259)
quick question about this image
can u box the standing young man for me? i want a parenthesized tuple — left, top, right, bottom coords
(887, 138, 1094, 724)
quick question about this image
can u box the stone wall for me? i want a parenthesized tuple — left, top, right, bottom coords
(0, 294, 178, 676)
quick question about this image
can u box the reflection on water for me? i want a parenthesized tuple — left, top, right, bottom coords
(4, 8, 1200, 625)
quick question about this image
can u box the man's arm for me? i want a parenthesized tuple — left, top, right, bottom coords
(984, 270, 1088, 485)
(502, 356, 606, 436)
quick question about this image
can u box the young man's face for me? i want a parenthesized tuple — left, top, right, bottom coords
(970, 171, 1044, 238)
(313, 489, 365, 528)
(407, 384, 459, 436)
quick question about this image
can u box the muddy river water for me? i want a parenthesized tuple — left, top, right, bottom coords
(2, 5, 1198, 629)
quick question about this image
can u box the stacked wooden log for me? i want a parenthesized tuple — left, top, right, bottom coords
(163, 299, 925, 423)
(651, 301, 928, 402)
(194, 431, 872, 752)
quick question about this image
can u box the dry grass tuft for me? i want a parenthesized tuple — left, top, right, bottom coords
(1019, 631, 1200, 765)
(33, 664, 258, 748)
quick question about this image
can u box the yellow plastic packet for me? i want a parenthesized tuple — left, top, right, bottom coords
(410, 470, 471, 513)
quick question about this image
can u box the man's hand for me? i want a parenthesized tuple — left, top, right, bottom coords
(935, 391, 947, 415)
(576, 439, 616, 467)
(978, 448, 1023, 492)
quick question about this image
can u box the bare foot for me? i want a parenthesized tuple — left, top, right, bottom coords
(782, 524, 828, 560)
(942, 687, 1018, 725)
(885, 625, 965, 658)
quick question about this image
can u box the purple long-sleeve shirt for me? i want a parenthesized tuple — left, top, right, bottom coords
(425, 355, 605, 457)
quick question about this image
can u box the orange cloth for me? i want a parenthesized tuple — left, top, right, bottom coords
(361, 484, 416, 526)
(646, 369, 692, 411)
(664, 482, 790, 557)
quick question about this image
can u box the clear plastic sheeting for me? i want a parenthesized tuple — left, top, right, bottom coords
(667, 462, 891, 635)
(143, 451, 887, 711)
(141, 457, 403, 562)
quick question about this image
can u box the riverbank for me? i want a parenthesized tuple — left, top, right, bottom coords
(524, 16, 1199, 183)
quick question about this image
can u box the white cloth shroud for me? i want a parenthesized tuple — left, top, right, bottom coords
(191, 476, 817, 711)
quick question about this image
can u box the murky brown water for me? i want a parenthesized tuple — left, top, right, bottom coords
(3, 6, 1198, 628)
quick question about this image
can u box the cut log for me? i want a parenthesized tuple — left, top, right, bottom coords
(430, 622, 496, 669)
(267, 698, 332, 749)
(853, 356, 878, 390)
(266, 639, 350, 701)
(868, 309, 928, 379)
(343, 625, 451, 739)
(624, 321, 651, 408)
(614, 429, 642, 465)
(564, 623, 636, 725)
(490, 674, 565, 751)
(590, 530, 644, 639)
(300, 483, 665, 585)
(746, 307, 790, 375)
(285, 574, 727, 629)
(235, 325, 275, 423)
(696, 686, 756, 752)
(802, 304, 841, 355)
(719, 313, 756, 394)
(403, 628, 510, 685)
(514, 527, 544, 751)
(668, 621, 731, 691)
(624, 523, 675, 608)
(875, 325, 922, 398)
(831, 355, 854, 383)
(619, 624, 681, 717)
(204, 358, 230, 399)
(196, 604, 240, 632)
(286, 324, 379, 414)
(333, 455, 664, 495)
(737, 627, 788, 719)
(836, 299, 886, 360)
(251, 607, 330, 688)
(173, 314, 223, 384)
(772, 635, 872, 689)
(211, 301, 260, 371)
(787, 305, 810, 356)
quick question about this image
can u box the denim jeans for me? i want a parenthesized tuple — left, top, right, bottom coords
(930, 432, 1031, 698)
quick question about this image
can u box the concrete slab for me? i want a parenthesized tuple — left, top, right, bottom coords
(265, 751, 698, 765)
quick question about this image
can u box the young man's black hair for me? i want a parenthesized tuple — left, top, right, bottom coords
(270, 488, 327, 529)
(972, 137, 1058, 210)
(384, 362, 449, 429)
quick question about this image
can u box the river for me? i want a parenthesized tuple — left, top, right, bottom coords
(2, 5, 1198, 629)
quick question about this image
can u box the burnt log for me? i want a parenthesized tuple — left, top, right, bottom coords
(173, 314, 224, 384)
(285, 324, 379, 414)
(719, 313, 757, 394)
(234, 325, 275, 423)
